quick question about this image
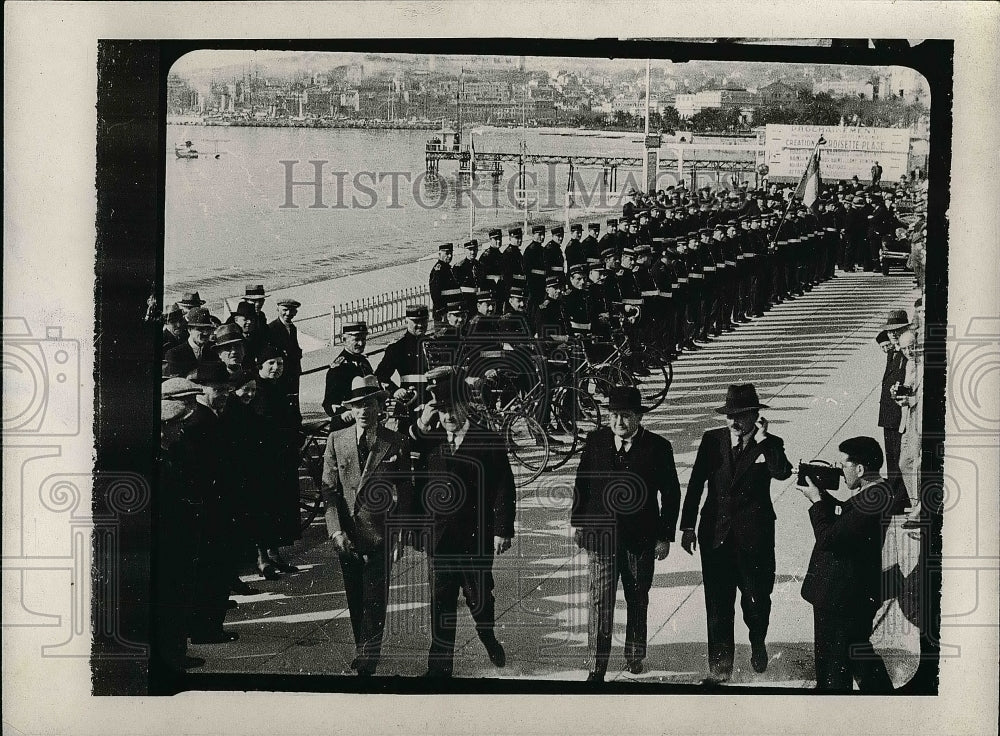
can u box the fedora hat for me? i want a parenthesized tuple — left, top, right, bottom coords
(343, 375, 387, 405)
(881, 309, 912, 331)
(607, 386, 649, 414)
(427, 378, 470, 409)
(231, 301, 257, 319)
(179, 291, 205, 307)
(212, 323, 244, 348)
(184, 307, 214, 328)
(163, 303, 184, 322)
(244, 284, 268, 300)
(715, 384, 768, 415)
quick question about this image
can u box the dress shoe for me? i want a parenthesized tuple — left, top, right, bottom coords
(257, 563, 281, 580)
(750, 642, 768, 673)
(190, 630, 240, 644)
(482, 635, 506, 668)
(625, 659, 644, 675)
(231, 579, 260, 595)
(269, 556, 300, 574)
(586, 671, 605, 683)
(227, 599, 238, 610)
(700, 672, 730, 686)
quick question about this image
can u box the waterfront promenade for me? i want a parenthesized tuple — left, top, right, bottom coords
(189, 270, 923, 687)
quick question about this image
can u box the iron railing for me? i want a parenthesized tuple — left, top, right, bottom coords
(330, 284, 431, 340)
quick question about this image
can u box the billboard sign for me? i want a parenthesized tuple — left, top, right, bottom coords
(764, 124, 910, 182)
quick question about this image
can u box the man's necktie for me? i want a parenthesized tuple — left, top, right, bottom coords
(358, 433, 370, 467)
(446, 433, 457, 455)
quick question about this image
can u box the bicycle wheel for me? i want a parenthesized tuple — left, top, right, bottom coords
(636, 348, 672, 411)
(547, 385, 601, 470)
(503, 414, 549, 488)
(297, 423, 328, 531)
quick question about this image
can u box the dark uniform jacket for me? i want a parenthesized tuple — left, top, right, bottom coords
(571, 426, 682, 553)
(681, 427, 793, 550)
(376, 330, 430, 402)
(452, 257, 484, 312)
(429, 261, 460, 314)
(409, 420, 516, 556)
(533, 296, 567, 339)
(543, 239, 566, 278)
(878, 350, 907, 430)
(322, 349, 375, 419)
(564, 237, 586, 270)
(266, 318, 303, 393)
(801, 480, 890, 615)
(523, 240, 547, 302)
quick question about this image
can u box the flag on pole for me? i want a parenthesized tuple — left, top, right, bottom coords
(795, 146, 823, 208)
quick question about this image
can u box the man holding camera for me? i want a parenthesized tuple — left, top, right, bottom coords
(680, 384, 793, 683)
(798, 436, 895, 692)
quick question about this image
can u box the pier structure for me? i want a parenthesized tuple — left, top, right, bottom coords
(426, 134, 764, 192)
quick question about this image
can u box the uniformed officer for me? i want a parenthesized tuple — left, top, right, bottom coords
(651, 239, 678, 357)
(563, 263, 594, 340)
(427, 295, 471, 374)
(479, 228, 506, 311)
(523, 224, 548, 318)
(587, 262, 612, 340)
(684, 234, 708, 344)
(453, 239, 484, 314)
(501, 227, 525, 313)
(376, 304, 432, 409)
(543, 225, 566, 281)
(534, 275, 568, 342)
(323, 321, 375, 430)
(594, 219, 615, 266)
(429, 243, 460, 328)
(565, 223, 587, 271)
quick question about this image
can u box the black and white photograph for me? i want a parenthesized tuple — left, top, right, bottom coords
(4, 2, 999, 735)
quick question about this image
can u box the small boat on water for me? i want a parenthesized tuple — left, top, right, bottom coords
(175, 140, 199, 159)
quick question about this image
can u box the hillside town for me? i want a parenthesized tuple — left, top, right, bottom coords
(168, 54, 930, 135)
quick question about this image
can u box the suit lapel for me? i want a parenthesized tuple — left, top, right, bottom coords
(334, 428, 362, 511)
(729, 436, 761, 488)
(359, 428, 391, 486)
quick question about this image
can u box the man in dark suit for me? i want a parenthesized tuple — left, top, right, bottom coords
(799, 436, 895, 692)
(572, 386, 681, 681)
(680, 383, 793, 682)
(410, 378, 516, 677)
(878, 309, 911, 514)
(321, 375, 413, 677)
(267, 298, 303, 420)
(164, 307, 222, 378)
(162, 303, 187, 352)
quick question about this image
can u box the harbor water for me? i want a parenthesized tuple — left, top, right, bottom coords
(165, 124, 648, 304)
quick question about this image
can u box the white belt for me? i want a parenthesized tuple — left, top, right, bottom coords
(726, 260, 736, 266)
(736, 254, 746, 260)
(400, 373, 426, 384)
(623, 298, 643, 305)
(529, 269, 546, 276)
(460, 286, 477, 293)
(570, 321, 591, 330)
(487, 275, 502, 281)
(704, 266, 717, 272)
(825, 228, 837, 232)
(551, 266, 565, 272)
(441, 288, 462, 296)
(747, 253, 757, 258)
(691, 273, 705, 279)
(677, 277, 689, 283)
(641, 290, 658, 297)
(658, 291, 672, 298)
(479, 350, 505, 358)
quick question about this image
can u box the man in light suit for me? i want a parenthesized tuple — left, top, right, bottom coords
(680, 383, 793, 682)
(572, 386, 681, 681)
(410, 376, 516, 678)
(321, 375, 413, 677)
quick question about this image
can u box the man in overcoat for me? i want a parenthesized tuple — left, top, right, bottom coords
(680, 383, 793, 682)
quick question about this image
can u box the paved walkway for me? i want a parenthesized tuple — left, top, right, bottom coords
(191, 271, 922, 687)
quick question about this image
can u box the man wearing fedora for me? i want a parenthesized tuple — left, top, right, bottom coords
(321, 375, 413, 677)
(162, 303, 188, 352)
(241, 284, 270, 333)
(164, 307, 223, 379)
(680, 383, 793, 682)
(409, 379, 516, 677)
(268, 298, 303, 422)
(230, 301, 266, 366)
(211, 323, 246, 376)
(878, 309, 912, 515)
(572, 386, 681, 681)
